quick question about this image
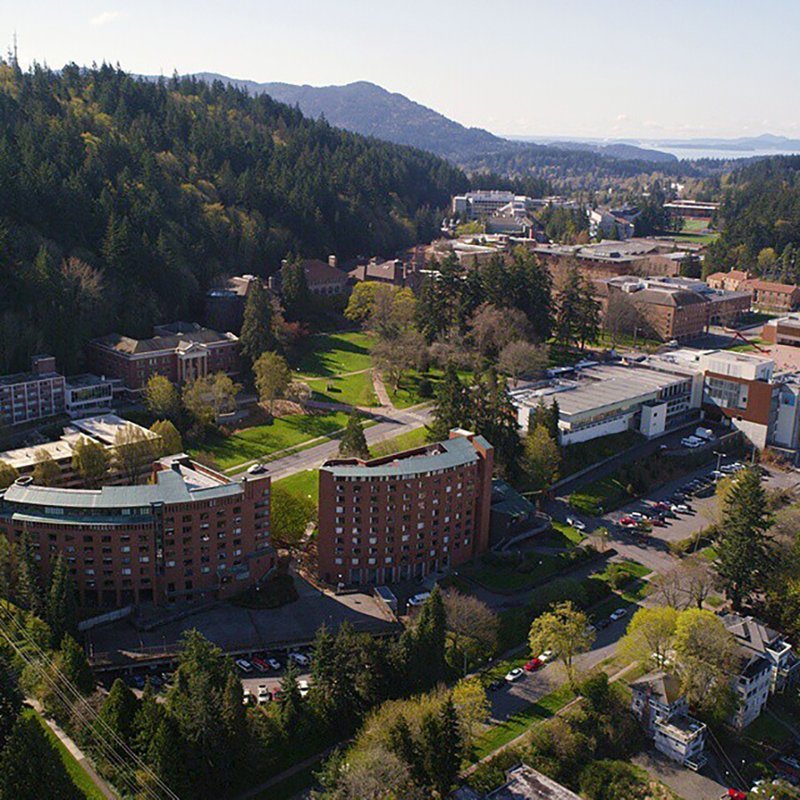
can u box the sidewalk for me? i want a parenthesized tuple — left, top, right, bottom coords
(28, 699, 118, 800)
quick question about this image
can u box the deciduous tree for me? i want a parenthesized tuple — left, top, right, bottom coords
(71, 436, 109, 488)
(253, 351, 291, 414)
(144, 374, 182, 422)
(31, 449, 60, 486)
(524, 424, 561, 491)
(150, 419, 183, 457)
(528, 601, 594, 689)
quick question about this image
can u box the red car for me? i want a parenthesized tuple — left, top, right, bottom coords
(653, 501, 671, 511)
(251, 657, 270, 671)
(619, 516, 638, 527)
(524, 658, 543, 672)
(650, 518, 666, 528)
(726, 790, 747, 800)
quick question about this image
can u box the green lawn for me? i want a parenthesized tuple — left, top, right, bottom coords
(369, 425, 429, 458)
(588, 595, 633, 623)
(569, 475, 631, 515)
(27, 709, 106, 800)
(191, 411, 352, 470)
(541, 521, 585, 548)
(470, 684, 576, 761)
(273, 469, 320, 503)
(680, 218, 712, 233)
(295, 331, 375, 377)
(561, 430, 643, 478)
(305, 370, 377, 407)
(462, 551, 588, 593)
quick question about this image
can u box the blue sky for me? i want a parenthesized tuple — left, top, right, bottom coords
(5, 0, 800, 139)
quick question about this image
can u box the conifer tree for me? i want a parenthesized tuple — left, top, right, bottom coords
(0, 655, 22, 751)
(239, 279, 275, 365)
(338, 413, 369, 459)
(100, 678, 140, 747)
(427, 363, 467, 442)
(16, 531, 43, 616)
(46, 555, 78, 646)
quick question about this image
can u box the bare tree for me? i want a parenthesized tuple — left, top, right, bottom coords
(498, 340, 549, 385)
(443, 589, 498, 671)
(649, 565, 689, 609)
(682, 555, 717, 610)
(603, 291, 640, 347)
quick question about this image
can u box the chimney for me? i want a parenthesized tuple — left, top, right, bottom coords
(328, 254, 337, 268)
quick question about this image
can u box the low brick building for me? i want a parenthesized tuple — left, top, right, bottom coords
(706, 269, 751, 292)
(0, 455, 273, 608)
(317, 430, 493, 586)
(741, 279, 800, 312)
(87, 322, 239, 394)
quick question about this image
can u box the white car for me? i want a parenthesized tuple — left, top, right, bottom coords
(298, 679, 310, 698)
(610, 608, 628, 621)
(408, 592, 431, 607)
(505, 667, 524, 682)
(235, 658, 253, 673)
(267, 658, 282, 671)
(565, 517, 586, 531)
(256, 684, 270, 704)
(288, 652, 309, 667)
(671, 503, 690, 514)
(681, 438, 702, 448)
(628, 512, 646, 521)
(538, 650, 555, 663)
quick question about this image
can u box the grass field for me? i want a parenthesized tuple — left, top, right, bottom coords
(469, 684, 576, 761)
(561, 430, 643, 478)
(541, 521, 586, 547)
(191, 411, 351, 471)
(295, 331, 375, 377)
(305, 370, 378, 407)
(27, 709, 106, 800)
(462, 550, 589, 593)
(369, 425, 429, 458)
(273, 469, 320, 502)
(569, 474, 631, 515)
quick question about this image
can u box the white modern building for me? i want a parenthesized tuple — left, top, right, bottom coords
(64, 374, 124, 418)
(452, 191, 535, 220)
(630, 671, 707, 767)
(510, 362, 702, 445)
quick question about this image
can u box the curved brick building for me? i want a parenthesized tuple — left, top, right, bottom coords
(0, 455, 273, 608)
(317, 430, 493, 586)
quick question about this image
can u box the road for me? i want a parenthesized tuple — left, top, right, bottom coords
(233, 403, 432, 481)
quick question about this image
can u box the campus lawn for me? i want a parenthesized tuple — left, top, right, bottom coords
(569, 475, 631, 515)
(469, 684, 576, 761)
(387, 369, 441, 409)
(461, 551, 588, 593)
(191, 411, 352, 470)
(561, 430, 643, 478)
(305, 370, 378, 407)
(369, 425, 429, 458)
(295, 331, 375, 377)
(540, 521, 586, 548)
(273, 469, 320, 503)
(27, 709, 106, 800)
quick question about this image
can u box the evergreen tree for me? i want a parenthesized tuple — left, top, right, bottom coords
(281, 261, 311, 322)
(338, 414, 369, 459)
(277, 660, 303, 736)
(0, 713, 80, 800)
(99, 678, 140, 747)
(0, 655, 22, 751)
(15, 531, 44, 616)
(147, 715, 191, 799)
(427, 363, 467, 442)
(524, 424, 561, 491)
(239, 279, 275, 365)
(430, 696, 463, 796)
(403, 586, 448, 690)
(717, 467, 772, 609)
(46, 555, 78, 646)
(54, 634, 95, 696)
(386, 714, 423, 784)
(133, 679, 163, 757)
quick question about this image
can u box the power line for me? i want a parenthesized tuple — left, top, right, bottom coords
(0, 605, 181, 800)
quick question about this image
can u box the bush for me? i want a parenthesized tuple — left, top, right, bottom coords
(604, 563, 628, 590)
(668, 525, 717, 555)
(466, 747, 524, 795)
(579, 760, 646, 800)
(417, 378, 434, 398)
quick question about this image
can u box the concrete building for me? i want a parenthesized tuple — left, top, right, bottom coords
(630, 671, 707, 767)
(317, 430, 493, 587)
(451, 191, 535, 221)
(762, 314, 800, 346)
(588, 208, 636, 240)
(205, 274, 261, 334)
(510, 362, 702, 445)
(0, 455, 273, 608)
(453, 764, 583, 800)
(64, 374, 123, 418)
(0, 356, 66, 427)
(663, 199, 719, 218)
(0, 415, 162, 487)
(723, 614, 800, 695)
(87, 322, 240, 394)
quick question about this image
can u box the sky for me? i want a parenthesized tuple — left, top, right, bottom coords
(4, 0, 800, 140)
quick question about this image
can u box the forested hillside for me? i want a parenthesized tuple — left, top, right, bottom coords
(706, 156, 800, 279)
(0, 63, 467, 373)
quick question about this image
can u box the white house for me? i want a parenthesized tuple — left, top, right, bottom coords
(630, 671, 707, 768)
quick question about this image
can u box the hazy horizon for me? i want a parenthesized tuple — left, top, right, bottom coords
(7, 0, 800, 140)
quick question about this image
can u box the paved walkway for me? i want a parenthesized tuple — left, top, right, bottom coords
(28, 699, 118, 800)
(371, 369, 393, 408)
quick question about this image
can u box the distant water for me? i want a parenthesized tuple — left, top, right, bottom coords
(637, 144, 800, 161)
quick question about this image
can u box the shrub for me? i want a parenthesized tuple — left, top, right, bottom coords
(466, 747, 524, 795)
(417, 378, 434, 398)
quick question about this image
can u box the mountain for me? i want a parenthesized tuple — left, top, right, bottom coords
(0, 65, 467, 373)
(189, 74, 677, 166)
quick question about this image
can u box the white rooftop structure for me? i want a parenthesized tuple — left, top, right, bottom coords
(655, 348, 774, 382)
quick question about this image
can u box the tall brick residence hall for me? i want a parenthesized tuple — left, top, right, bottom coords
(317, 430, 493, 586)
(0, 455, 273, 608)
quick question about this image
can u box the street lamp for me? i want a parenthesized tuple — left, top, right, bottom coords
(713, 450, 724, 473)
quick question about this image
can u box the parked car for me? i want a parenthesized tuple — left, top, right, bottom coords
(505, 667, 524, 682)
(298, 679, 310, 698)
(251, 657, 270, 671)
(610, 608, 628, 621)
(257, 685, 271, 704)
(288, 652, 309, 667)
(408, 592, 431, 607)
(488, 679, 505, 692)
(652, 501, 671, 512)
(650, 517, 666, 527)
(538, 650, 555, 663)
(267, 658, 282, 671)
(681, 437, 702, 448)
(671, 503, 690, 514)
(565, 516, 586, 531)
(595, 618, 611, 630)
(628, 512, 646, 521)
(243, 691, 255, 706)
(235, 659, 253, 673)
(524, 658, 543, 672)
(619, 516, 638, 527)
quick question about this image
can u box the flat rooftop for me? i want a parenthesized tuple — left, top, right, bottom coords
(511, 364, 692, 419)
